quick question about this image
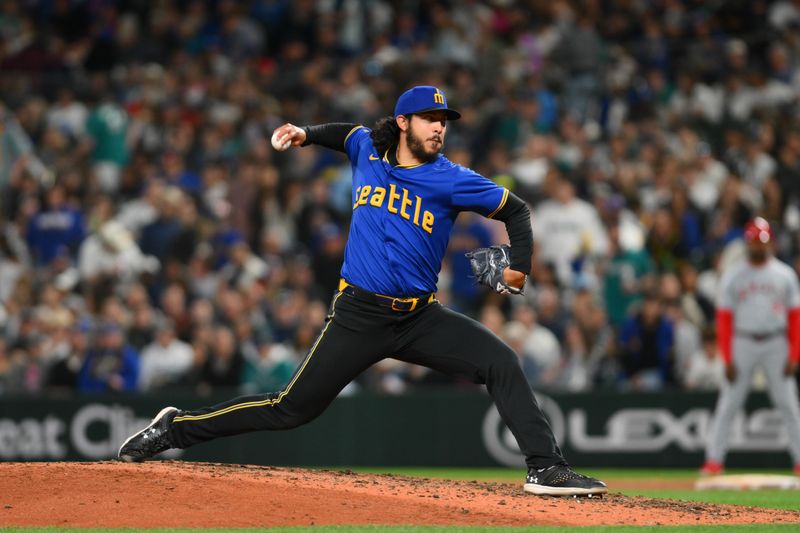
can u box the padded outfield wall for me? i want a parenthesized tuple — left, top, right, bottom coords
(0, 390, 794, 468)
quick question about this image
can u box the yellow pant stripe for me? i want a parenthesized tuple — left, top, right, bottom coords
(173, 292, 343, 423)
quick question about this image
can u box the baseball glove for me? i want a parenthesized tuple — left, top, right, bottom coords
(466, 244, 526, 295)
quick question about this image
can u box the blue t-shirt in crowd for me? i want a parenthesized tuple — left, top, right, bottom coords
(78, 345, 140, 393)
(26, 207, 85, 266)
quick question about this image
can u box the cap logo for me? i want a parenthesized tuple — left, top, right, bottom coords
(433, 88, 445, 105)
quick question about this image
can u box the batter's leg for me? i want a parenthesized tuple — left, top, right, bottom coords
(760, 341, 800, 464)
(159, 293, 387, 450)
(705, 337, 759, 464)
(393, 303, 564, 469)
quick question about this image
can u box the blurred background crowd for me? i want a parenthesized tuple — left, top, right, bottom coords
(1, 0, 799, 397)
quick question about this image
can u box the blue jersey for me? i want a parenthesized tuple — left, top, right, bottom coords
(341, 126, 508, 296)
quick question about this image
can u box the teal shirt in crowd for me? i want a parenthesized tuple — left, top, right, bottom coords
(603, 249, 654, 326)
(86, 103, 129, 165)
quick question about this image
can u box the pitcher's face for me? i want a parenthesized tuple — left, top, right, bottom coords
(404, 111, 446, 163)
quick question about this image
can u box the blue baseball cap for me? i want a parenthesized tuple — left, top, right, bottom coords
(394, 86, 461, 120)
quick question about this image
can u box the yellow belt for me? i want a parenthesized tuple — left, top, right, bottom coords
(338, 279, 435, 312)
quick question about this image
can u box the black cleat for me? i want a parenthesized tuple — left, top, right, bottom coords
(118, 407, 179, 462)
(524, 464, 608, 496)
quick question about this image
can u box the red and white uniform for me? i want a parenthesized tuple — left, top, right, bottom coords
(705, 255, 800, 465)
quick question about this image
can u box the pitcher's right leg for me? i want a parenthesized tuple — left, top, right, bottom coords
(120, 292, 387, 459)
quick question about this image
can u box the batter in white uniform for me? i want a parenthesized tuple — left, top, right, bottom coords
(701, 218, 800, 476)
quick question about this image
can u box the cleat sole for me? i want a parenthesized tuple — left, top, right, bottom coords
(523, 483, 608, 497)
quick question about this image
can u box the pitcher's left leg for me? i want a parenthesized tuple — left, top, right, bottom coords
(393, 303, 606, 496)
(394, 303, 561, 467)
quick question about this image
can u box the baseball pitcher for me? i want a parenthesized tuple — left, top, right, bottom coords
(117, 86, 606, 496)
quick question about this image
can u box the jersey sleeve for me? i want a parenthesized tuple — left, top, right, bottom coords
(343, 125, 371, 163)
(451, 168, 508, 217)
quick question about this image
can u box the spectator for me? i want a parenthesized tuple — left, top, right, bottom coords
(683, 328, 725, 390)
(46, 319, 91, 392)
(1, 342, 34, 394)
(115, 179, 163, 235)
(241, 341, 297, 394)
(78, 323, 139, 393)
(660, 272, 700, 384)
(309, 223, 346, 296)
(618, 291, 675, 390)
(646, 206, 686, 273)
(533, 284, 570, 343)
(687, 141, 728, 214)
(533, 174, 608, 287)
(0, 103, 50, 193)
(508, 304, 562, 388)
(46, 88, 87, 141)
(138, 186, 184, 267)
(25, 184, 84, 267)
(296, 178, 342, 246)
(138, 319, 194, 391)
(563, 291, 614, 391)
(219, 239, 269, 292)
(127, 304, 159, 352)
(198, 326, 244, 389)
(677, 262, 715, 330)
(601, 223, 655, 328)
(78, 220, 159, 285)
(0, 230, 28, 304)
(83, 82, 130, 195)
(160, 283, 191, 342)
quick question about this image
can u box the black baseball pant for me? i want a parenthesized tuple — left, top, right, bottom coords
(168, 287, 565, 468)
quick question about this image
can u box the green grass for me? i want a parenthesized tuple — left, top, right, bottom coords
(348, 466, 792, 481)
(347, 467, 800, 511)
(621, 489, 800, 510)
(3, 526, 800, 532)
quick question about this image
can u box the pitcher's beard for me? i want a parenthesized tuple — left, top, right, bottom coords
(406, 124, 442, 163)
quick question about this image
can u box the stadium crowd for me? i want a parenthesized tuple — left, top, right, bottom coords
(1, 0, 799, 396)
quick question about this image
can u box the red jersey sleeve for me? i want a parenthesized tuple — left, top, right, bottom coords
(716, 309, 734, 365)
(788, 308, 800, 363)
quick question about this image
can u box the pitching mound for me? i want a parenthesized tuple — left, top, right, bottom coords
(2, 462, 800, 528)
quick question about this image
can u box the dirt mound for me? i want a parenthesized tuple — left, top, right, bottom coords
(2, 462, 799, 528)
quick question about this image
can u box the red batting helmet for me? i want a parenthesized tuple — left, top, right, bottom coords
(744, 217, 773, 243)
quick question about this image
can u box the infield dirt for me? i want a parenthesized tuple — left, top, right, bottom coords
(1, 462, 799, 528)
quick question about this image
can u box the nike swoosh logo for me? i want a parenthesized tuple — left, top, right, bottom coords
(369, 154, 380, 161)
